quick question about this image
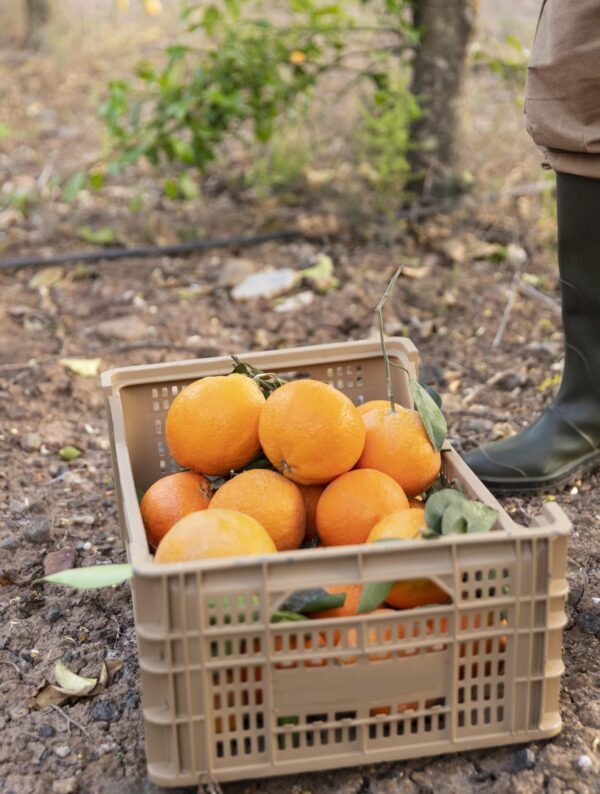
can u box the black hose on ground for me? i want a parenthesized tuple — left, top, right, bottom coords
(0, 229, 301, 272)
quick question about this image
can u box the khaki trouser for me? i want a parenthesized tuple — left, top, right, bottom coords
(525, 0, 600, 178)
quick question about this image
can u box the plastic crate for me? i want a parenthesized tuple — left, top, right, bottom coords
(101, 338, 570, 788)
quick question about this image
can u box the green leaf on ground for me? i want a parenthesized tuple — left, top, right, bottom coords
(59, 445, 82, 461)
(62, 171, 86, 202)
(76, 226, 118, 246)
(300, 254, 339, 293)
(409, 377, 447, 451)
(34, 563, 133, 589)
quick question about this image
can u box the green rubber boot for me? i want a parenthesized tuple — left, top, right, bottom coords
(464, 171, 600, 493)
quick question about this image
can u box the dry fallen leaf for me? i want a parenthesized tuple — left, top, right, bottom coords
(54, 662, 97, 696)
(33, 658, 124, 709)
(29, 267, 64, 289)
(59, 358, 102, 377)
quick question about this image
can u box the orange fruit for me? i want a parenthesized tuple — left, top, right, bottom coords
(316, 469, 408, 546)
(274, 633, 328, 669)
(310, 583, 365, 619)
(297, 483, 325, 540)
(140, 471, 212, 549)
(366, 507, 426, 543)
(165, 374, 265, 476)
(154, 508, 276, 563)
(209, 469, 305, 551)
(355, 401, 441, 497)
(258, 379, 365, 485)
(365, 508, 449, 609)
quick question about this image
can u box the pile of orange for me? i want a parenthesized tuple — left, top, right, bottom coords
(140, 369, 446, 613)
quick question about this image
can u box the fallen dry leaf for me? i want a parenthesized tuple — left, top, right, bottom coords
(54, 662, 97, 696)
(33, 658, 124, 709)
(59, 358, 102, 377)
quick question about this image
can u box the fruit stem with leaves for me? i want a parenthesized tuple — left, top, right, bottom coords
(376, 264, 404, 414)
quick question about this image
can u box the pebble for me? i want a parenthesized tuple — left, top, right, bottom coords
(97, 742, 117, 756)
(9, 498, 27, 514)
(232, 268, 298, 301)
(2, 537, 18, 550)
(46, 607, 63, 623)
(71, 514, 94, 526)
(49, 462, 68, 478)
(577, 754, 593, 771)
(217, 257, 257, 288)
(21, 431, 42, 451)
(90, 700, 120, 723)
(44, 548, 76, 576)
(52, 779, 78, 794)
(54, 745, 70, 758)
(94, 315, 152, 342)
(513, 747, 536, 771)
(23, 516, 51, 544)
(39, 724, 55, 738)
(274, 290, 314, 313)
(506, 243, 528, 267)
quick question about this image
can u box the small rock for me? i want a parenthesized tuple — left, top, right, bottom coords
(576, 609, 600, 635)
(274, 290, 314, 313)
(7, 305, 29, 318)
(524, 341, 559, 359)
(506, 243, 528, 267)
(577, 754, 593, 771)
(513, 747, 536, 771)
(9, 498, 27, 514)
(232, 268, 298, 301)
(90, 700, 120, 723)
(21, 432, 42, 452)
(94, 316, 152, 342)
(46, 607, 63, 623)
(217, 257, 257, 288)
(54, 745, 70, 758)
(71, 513, 95, 527)
(580, 701, 600, 729)
(43, 548, 76, 577)
(420, 363, 446, 387)
(2, 538, 18, 550)
(9, 704, 29, 720)
(52, 778, 78, 794)
(49, 462, 68, 478)
(23, 516, 51, 544)
(97, 742, 117, 756)
(39, 724, 55, 738)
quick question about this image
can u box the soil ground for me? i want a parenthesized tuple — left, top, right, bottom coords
(0, 3, 598, 793)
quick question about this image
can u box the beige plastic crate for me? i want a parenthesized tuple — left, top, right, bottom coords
(101, 338, 570, 788)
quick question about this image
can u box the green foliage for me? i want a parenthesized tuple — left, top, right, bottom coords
(246, 129, 312, 195)
(358, 83, 420, 191)
(472, 34, 527, 91)
(99, 0, 418, 196)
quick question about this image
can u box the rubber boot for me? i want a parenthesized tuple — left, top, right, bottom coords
(464, 171, 600, 493)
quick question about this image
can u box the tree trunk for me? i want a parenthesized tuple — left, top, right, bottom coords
(408, 0, 477, 198)
(24, 0, 50, 49)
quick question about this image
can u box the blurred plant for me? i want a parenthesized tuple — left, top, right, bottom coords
(91, 0, 418, 199)
(471, 34, 528, 95)
(358, 79, 420, 192)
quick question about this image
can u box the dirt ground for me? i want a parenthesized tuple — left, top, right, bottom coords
(1, 3, 599, 793)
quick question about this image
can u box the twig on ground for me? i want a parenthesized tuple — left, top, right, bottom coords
(518, 281, 561, 315)
(492, 272, 521, 349)
(0, 659, 21, 674)
(50, 703, 93, 738)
